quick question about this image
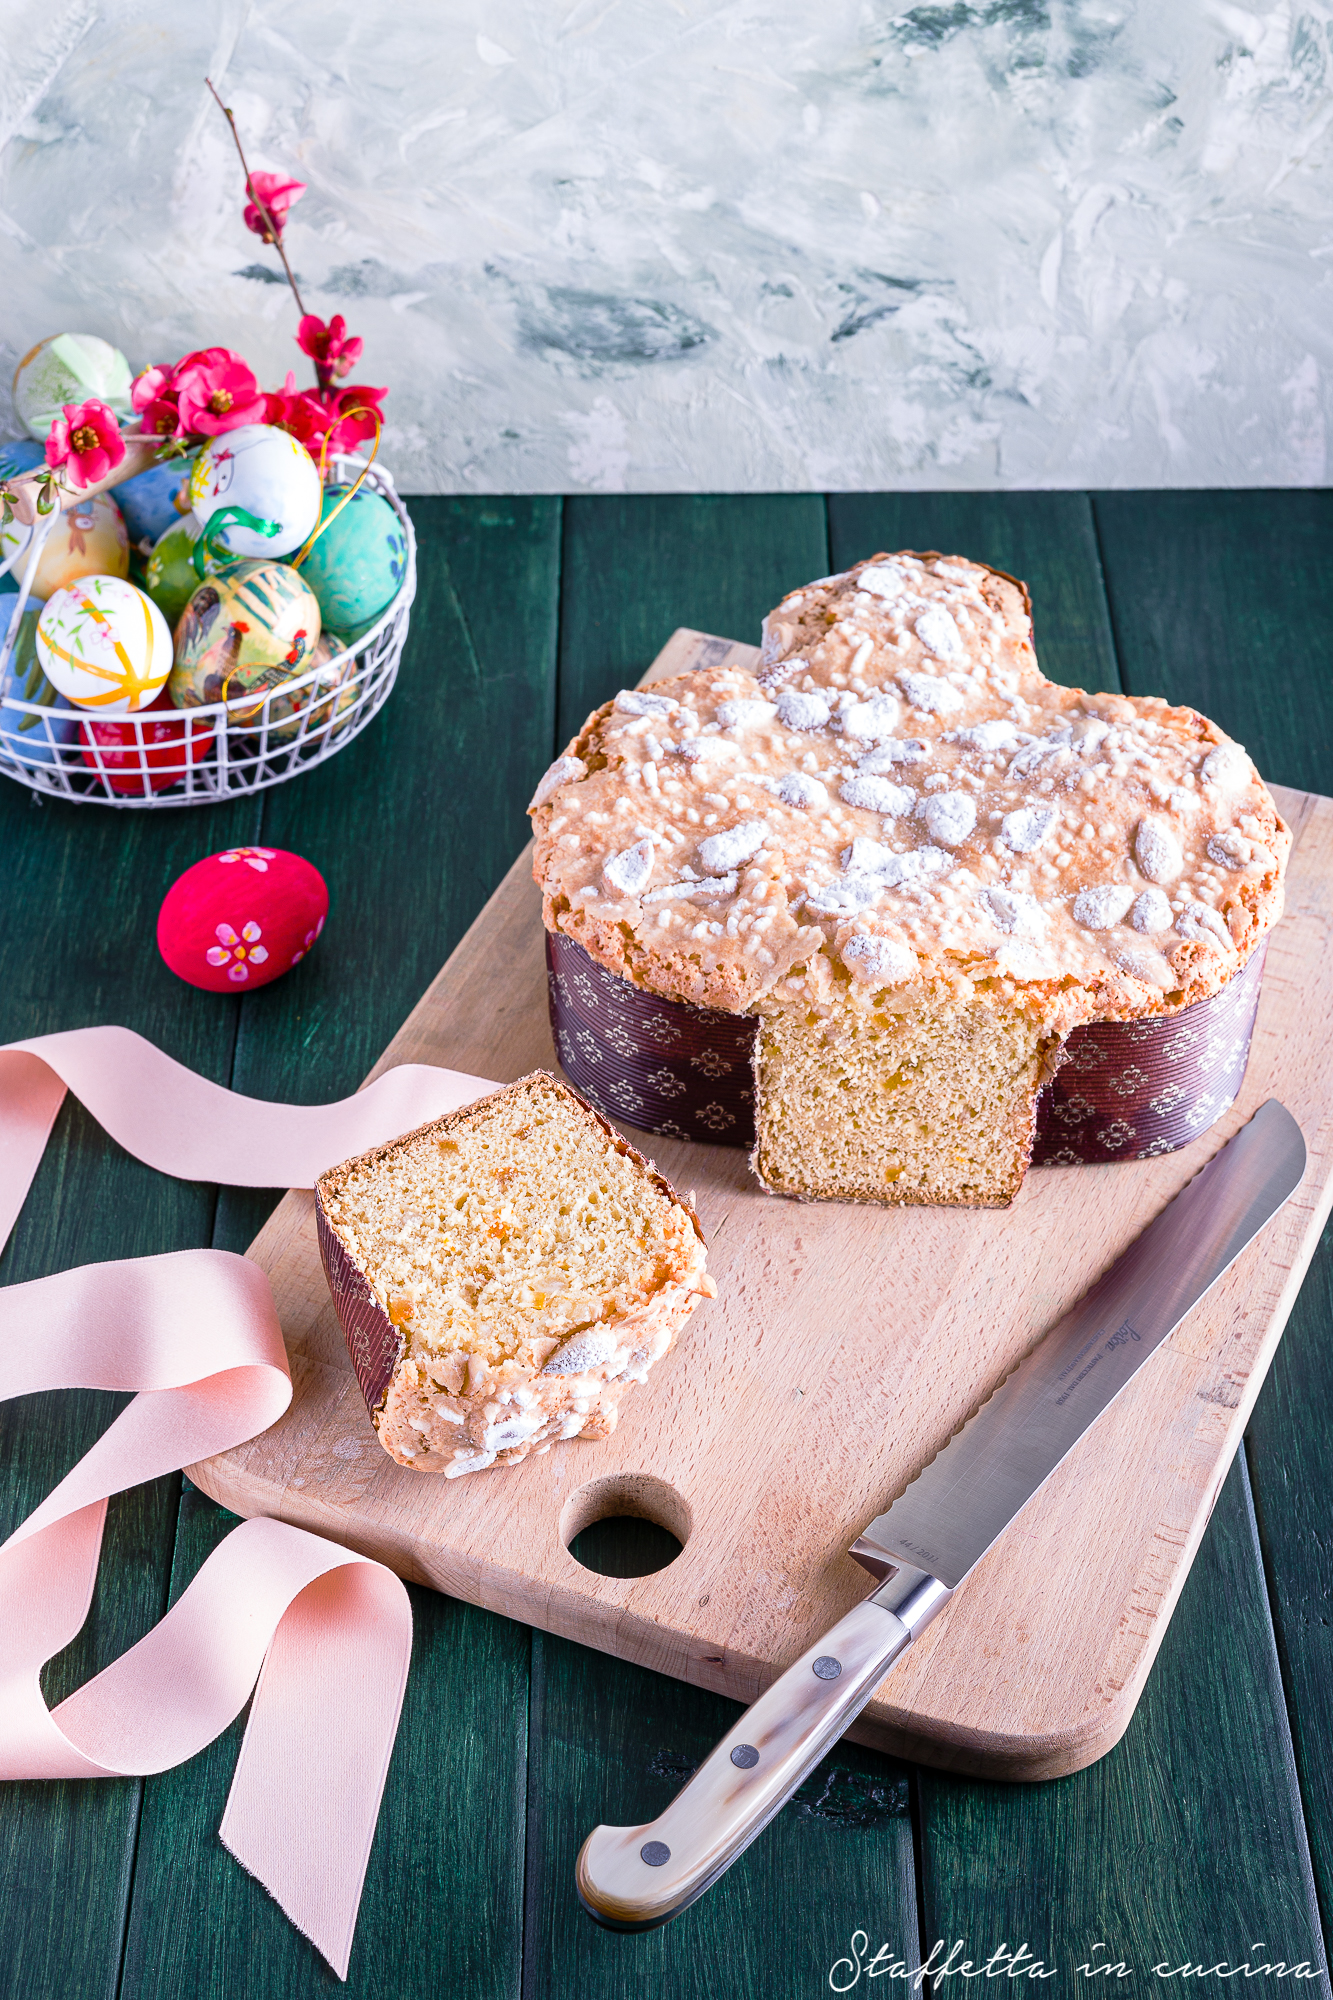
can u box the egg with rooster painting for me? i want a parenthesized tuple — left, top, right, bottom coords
(168, 558, 321, 722)
(156, 845, 329, 993)
(262, 629, 360, 745)
(188, 423, 322, 559)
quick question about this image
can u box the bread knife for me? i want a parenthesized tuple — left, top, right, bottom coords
(575, 1098, 1307, 1931)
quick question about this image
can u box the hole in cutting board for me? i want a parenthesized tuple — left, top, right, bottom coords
(561, 1473, 690, 1579)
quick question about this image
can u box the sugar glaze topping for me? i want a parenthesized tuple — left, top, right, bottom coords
(530, 552, 1287, 1028)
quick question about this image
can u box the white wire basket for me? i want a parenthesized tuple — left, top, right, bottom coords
(0, 454, 415, 809)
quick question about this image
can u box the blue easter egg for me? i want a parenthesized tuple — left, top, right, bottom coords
(294, 485, 407, 640)
(116, 453, 198, 548)
(0, 437, 46, 482)
(0, 597, 77, 765)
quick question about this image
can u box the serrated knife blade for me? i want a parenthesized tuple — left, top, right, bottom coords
(849, 1097, 1307, 1590)
(575, 1099, 1307, 1933)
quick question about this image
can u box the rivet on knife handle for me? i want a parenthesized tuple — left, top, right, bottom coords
(575, 1567, 951, 1932)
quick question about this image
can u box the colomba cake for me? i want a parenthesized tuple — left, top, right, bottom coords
(530, 552, 1288, 1205)
(316, 1072, 712, 1475)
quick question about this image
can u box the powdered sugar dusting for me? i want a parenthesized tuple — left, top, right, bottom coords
(1001, 805, 1055, 853)
(840, 774, 914, 816)
(776, 690, 831, 732)
(1074, 883, 1136, 929)
(915, 605, 961, 658)
(900, 673, 965, 717)
(603, 838, 655, 896)
(699, 820, 769, 872)
(843, 932, 916, 984)
(530, 550, 1286, 1023)
(530, 754, 585, 811)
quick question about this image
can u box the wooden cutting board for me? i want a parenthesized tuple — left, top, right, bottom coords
(189, 628, 1333, 1781)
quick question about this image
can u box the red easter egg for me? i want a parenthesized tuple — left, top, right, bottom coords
(157, 847, 328, 992)
(81, 689, 214, 796)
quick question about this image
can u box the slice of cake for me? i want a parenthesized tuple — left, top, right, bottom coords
(529, 551, 1289, 1206)
(315, 1072, 712, 1475)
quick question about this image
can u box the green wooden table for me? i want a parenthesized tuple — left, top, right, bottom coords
(2, 493, 1330, 2000)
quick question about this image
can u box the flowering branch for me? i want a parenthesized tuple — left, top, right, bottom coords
(0, 82, 389, 523)
(0, 433, 163, 528)
(205, 77, 308, 319)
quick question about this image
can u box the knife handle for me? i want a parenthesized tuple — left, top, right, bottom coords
(575, 1568, 951, 1931)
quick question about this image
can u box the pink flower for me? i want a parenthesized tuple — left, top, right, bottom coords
(243, 172, 306, 244)
(218, 847, 277, 872)
(172, 348, 265, 435)
(44, 400, 126, 488)
(130, 366, 184, 438)
(137, 397, 184, 438)
(322, 383, 388, 453)
(298, 314, 363, 383)
(261, 373, 330, 457)
(206, 920, 269, 982)
(291, 913, 325, 966)
(131, 365, 173, 415)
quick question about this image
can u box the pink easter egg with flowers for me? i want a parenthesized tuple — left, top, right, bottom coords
(157, 846, 328, 993)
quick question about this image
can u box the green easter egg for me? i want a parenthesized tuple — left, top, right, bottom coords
(294, 486, 406, 640)
(169, 559, 321, 721)
(144, 518, 205, 628)
(13, 333, 133, 438)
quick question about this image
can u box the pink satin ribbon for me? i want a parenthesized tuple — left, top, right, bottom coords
(0, 1027, 499, 1978)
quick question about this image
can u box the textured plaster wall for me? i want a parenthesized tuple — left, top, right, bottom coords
(1, 0, 1330, 492)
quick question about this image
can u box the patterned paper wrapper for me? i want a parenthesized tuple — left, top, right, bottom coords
(1032, 939, 1266, 1163)
(315, 1193, 402, 1413)
(545, 929, 1267, 1168)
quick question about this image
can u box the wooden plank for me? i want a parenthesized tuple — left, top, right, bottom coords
(117, 1482, 531, 2000)
(540, 495, 884, 1994)
(908, 489, 1331, 1992)
(828, 492, 1121, 693)
(522, 1627, 920, 2000)
(1097, 483, 1333, 1929)
(556, 495, 829, 745)
(1246, 1220, 1333, 1929)
(916, 1455, 1326, 1982)
(211, 494, 563, 1256)
(118, 495, 564, 1992)
(187, 620, 1333, 1782)
(0, 775, 262, 2000)
(1092, 491, 1333, 793)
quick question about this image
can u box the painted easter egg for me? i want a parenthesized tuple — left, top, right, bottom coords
(168, 559, 321, 721)
(0, 437, 45, 482)
(188, 424, 322, 560)
(13, 334, 134, 438)
(37, 576, 172, 714)
(79, 687, 214, 796)
(294, 485, 407, 639)
(263, 630, 358, 744)
(156, 846, 329, 993)
(143, 516, 205, 627)
(115, 452, 197, 549)
(0, 598, 77, 765)
(2, 491, 129, 598)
